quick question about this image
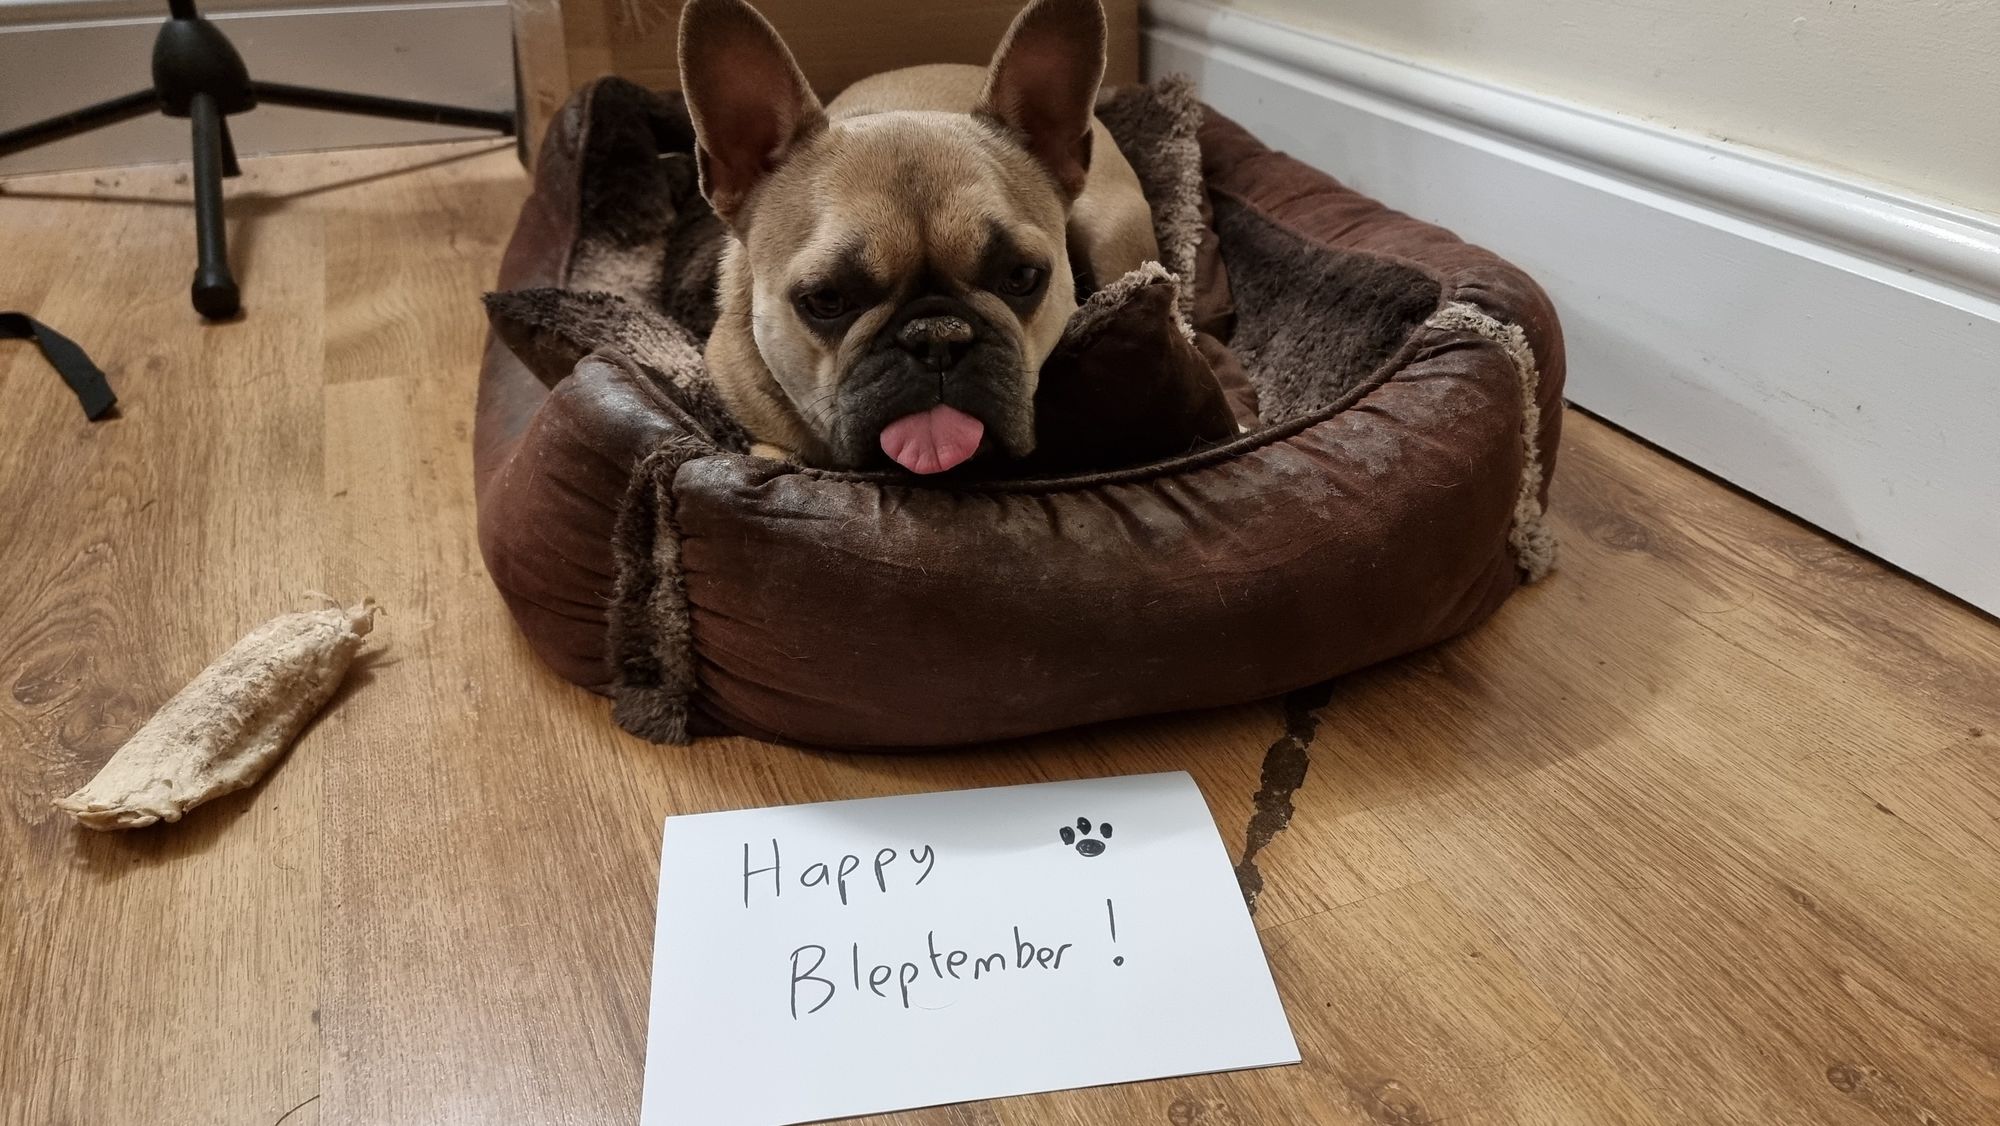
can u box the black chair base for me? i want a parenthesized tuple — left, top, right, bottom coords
(0, 0, 514, 321)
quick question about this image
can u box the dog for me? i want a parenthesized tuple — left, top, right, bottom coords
(678, 0, 1159, 473)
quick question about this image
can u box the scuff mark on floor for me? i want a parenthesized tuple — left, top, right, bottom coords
(271, 1093, 320, 1126)
(1235, 681, 1335, 913)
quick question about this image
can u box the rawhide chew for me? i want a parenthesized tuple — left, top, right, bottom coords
(53, 599, 377, 830)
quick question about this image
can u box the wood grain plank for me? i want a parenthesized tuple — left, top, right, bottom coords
(1, 155, 331, 1126)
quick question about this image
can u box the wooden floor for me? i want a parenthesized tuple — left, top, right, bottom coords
(3, 141, 1998, 1126)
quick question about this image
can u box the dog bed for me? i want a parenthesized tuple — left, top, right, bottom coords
(475, 76, 1564, 748)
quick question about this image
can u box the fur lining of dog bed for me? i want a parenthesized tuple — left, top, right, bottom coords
(608, 436, 709, 744)
(482, 288, 752, 452)
(1053, 261, 1193, 345)
(1210, 196, 1444, 422)
(485, 288, 689, 385)
(1425, 302, 1558, 582)
(1096, 77, 1207, 320)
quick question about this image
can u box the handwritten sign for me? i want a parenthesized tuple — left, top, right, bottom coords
(640, 772, 1299, 1125)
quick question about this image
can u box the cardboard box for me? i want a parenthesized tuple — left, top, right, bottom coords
(512, 0, 1140, 166)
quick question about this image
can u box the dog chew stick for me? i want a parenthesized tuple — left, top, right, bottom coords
(53, 599, 378, 831)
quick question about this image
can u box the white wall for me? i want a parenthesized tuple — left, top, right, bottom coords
(1205, 0, 2000, 216)
(1147, 0, 2000, 613)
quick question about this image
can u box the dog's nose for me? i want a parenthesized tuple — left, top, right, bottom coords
(892, 298, 978, 371)
(896, 315, 975, 370)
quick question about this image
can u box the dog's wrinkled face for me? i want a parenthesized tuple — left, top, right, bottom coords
(730, 116, 1073, 469)
(681, 0, 1107, 472)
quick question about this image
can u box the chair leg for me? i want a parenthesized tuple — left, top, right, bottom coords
(0, 90, 156, 159)
(188, 92, 240, 320)
(251, 81, 515, 134)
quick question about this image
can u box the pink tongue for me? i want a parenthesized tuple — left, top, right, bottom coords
(879, 404, 986, 474)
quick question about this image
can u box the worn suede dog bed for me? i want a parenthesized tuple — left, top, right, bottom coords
(475, 76, 1564, 748)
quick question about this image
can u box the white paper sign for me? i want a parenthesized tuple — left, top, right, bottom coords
(640, 771, 1299, 1125)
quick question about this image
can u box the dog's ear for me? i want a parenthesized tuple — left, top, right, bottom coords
(678, 0, 825, 225)
(978, 0, 1106, 199)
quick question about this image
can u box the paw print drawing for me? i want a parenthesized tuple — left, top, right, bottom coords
(1059, 817, 1112, 857)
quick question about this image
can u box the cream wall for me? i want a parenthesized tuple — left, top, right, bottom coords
(1204, 0, 2000, 216)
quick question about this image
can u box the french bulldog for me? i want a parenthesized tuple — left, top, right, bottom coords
(678, 0, 1159, 473)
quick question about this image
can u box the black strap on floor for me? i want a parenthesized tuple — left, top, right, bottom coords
(1, 312, 118, 420)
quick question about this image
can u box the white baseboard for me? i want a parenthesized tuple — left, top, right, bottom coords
(0, 1, 512, 177)
(1145, 0, 2000, 616)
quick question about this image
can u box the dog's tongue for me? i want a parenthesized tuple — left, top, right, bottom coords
(879, 404, 985, 474)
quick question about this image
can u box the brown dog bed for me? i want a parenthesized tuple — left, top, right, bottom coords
(475, 76, 1564, 748)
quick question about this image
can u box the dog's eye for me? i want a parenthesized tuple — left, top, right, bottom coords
(999, 265, 1046, 298)
(797, 288, 847, 320)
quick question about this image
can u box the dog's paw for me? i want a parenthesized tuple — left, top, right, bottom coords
(1057, 816, 1112, 857)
